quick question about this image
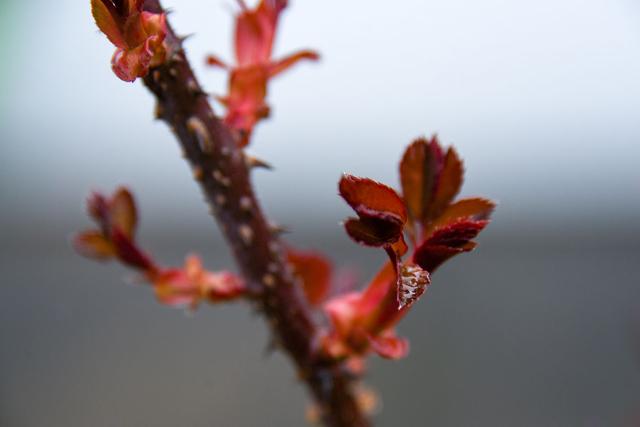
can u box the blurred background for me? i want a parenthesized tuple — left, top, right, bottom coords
(1, 0, 639, 425)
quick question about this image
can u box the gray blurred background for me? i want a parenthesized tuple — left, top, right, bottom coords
(1, 0, 640, 426)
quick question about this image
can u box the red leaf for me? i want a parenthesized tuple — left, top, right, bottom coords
(429, 197, 495, 232)
(222, 65, 270, 146)
(399, 136, 444, 226)
(340, 174, 407, 222)
(87, 192, 109, 225)
(234, 0, 286, 66)
(269, 50, 319, 77)
(91, 0, 126, 48)
(427, 146, 463, 220)
(344, 217, 404, 247)
(340, 174, 407, 250)
(324, 292, 361, 339)
(287, 249, 332, 306)
(414, 219, 489, 272)
(359, 262, 396, 314)
(413, 245, 467, 273)
(73, 230, 115, 260)
(109, 187, 137, 239)
(367, 333, 409, 359)
(428, 219, 488, 247)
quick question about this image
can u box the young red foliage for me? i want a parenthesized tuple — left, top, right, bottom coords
(81, 1, 499, 424)
(399, 137, 494, 273)
(287, 248, 332, 306)
(339, 174, 407, 249)
(338, 174, 421, 308)
(74, 187, 155, 270)
(153, 255, 246, 309)
(413, 219, 488, 272)
(91, 0, 167, 81)
(323, 136, 495, 361)
(206, 0, 319, 146)
(73, 188, 245, 308)
(321, 263, 411, 360)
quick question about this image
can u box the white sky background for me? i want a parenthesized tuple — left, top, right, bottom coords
(1, 0, 639, 234)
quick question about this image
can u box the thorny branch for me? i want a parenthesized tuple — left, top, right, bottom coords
(138, 1, 370, 425)
(82, 0, 494, 424)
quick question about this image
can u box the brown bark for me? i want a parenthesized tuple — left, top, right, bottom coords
(140, 1, 371, 425)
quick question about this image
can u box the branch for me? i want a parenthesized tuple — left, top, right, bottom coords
(140, 1, 370, 425)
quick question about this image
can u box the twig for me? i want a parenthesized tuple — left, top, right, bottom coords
(141, 1, 370, 425)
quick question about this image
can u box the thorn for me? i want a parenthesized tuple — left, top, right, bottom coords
(244, 154, 273, 170)
(186, 79, 206, 97)
(153, 102, 164, 120)
(269, 222, 290, 236)
(192, 166, 204, 181)
(178, 33, 195, 44)
(170, 53, 185, 63)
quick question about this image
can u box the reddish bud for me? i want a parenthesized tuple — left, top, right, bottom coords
(74, 187, 154, 271)
(75, 189, 245, 309)
(152, 255, 245, 309)
(206, 0, 318, 146)
(91, 0, 167, 82)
